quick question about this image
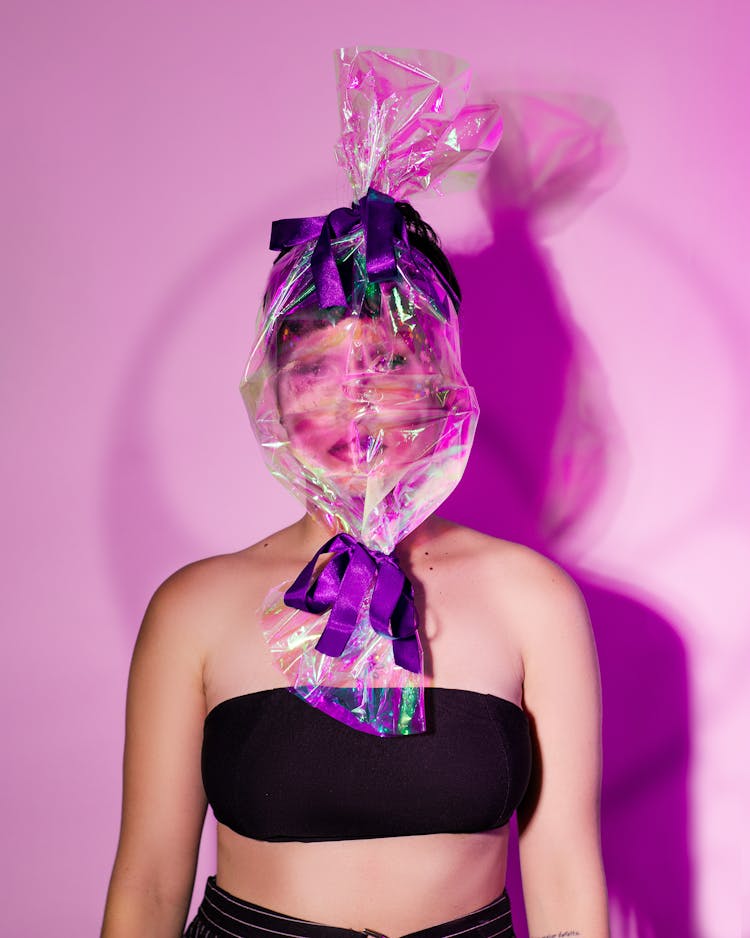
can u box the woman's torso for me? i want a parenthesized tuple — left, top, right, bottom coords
(199, 516, 529, 934)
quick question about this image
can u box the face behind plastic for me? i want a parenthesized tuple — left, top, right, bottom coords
(241, 279, 477, 553)
(277, 313, 454, 478)
(241, 278, 477, 553)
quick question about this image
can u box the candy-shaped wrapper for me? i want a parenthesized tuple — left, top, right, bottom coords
(240, 47, 501, 735)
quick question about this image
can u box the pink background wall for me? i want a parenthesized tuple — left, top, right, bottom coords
(3, 2, 747, 935)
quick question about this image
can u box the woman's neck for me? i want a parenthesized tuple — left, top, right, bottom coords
(296, 510, 341, 548)
(292, 510, 447, 556)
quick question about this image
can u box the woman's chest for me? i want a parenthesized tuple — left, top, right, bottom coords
(202, 556, 525, 714)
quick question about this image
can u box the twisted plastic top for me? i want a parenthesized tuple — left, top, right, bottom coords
(334, 46, 503, 200)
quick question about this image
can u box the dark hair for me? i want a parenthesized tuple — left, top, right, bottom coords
(395, 201, 461, 308)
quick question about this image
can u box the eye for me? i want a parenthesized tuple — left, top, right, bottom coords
(290, 359, 325, 377)
(388, 354, 407, 369)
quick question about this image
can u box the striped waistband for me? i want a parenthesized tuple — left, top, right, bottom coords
(190, 875, 514, 938)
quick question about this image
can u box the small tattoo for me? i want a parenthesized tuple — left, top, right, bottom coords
(532, 932, 581, 938)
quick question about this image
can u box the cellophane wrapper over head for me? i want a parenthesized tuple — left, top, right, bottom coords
(239, 47, 502, 735)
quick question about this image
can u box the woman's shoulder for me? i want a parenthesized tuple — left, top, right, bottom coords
(440, 524, 595, 700)
(432, 518, 589, 634)
(432, 517, 576, 580)
(141, 528, 296, 642)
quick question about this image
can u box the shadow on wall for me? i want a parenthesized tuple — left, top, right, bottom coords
(441, 93, 695, 938)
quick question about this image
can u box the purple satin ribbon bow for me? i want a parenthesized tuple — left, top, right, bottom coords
(270, 187, 406, 309)
(283, 532, 421, 674)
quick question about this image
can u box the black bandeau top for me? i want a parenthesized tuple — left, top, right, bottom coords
(202, 687, 532, 842)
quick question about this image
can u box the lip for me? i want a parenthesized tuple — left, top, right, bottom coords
(327, 437, 389, 464)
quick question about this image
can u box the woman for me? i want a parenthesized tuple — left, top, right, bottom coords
(101, 47, 608, 938)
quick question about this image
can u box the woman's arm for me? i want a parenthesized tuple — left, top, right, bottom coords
(101, 565, 212, 938)
(510, 550, 609, 938)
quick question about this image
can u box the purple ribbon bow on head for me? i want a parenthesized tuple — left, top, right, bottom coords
(283, 532, 421, 674)
(269, 187, 458, 317)
(270, 187, 406, 309)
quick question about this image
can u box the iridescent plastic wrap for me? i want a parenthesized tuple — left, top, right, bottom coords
(261, 573, 423, 736)
(240, 47, 502, 735)
(334, 47, 504, 199)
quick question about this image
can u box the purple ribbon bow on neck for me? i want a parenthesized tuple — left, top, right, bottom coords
(283, 532, 421, 674)
(270, 187, 406, 309)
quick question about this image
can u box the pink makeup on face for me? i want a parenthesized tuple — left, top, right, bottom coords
(276, 315, 447, 477)
(241, 254, 478, 554)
